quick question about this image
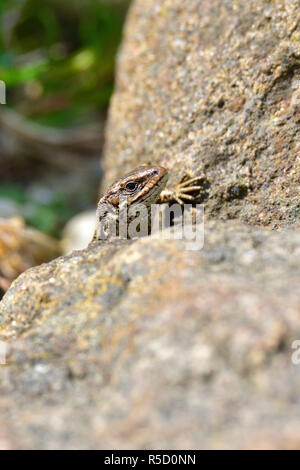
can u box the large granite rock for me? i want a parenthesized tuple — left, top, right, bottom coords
(1, 0, 300, 450)
(104, 0, 300, 227)
(1, 222, 300, 449)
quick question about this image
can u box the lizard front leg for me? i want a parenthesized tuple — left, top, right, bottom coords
(159, 176, 208, 205)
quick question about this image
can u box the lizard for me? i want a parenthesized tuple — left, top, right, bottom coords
(92, 165, 205, 242)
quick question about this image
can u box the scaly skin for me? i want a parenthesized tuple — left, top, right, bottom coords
(92, 166, 204, 241)
(92, 166, 168, 241)
(159, 176, 207, 205)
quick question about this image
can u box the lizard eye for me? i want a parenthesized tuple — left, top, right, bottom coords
(124, 181, 138, 192)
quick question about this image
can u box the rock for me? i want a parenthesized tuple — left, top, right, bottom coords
(104, 0, 300, 228)
(1, 221, 300, 449)
(0, 217, 61, 297)
(61, 210, 96, 254)
(1, 0, 300, 450)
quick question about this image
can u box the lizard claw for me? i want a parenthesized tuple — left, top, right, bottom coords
(159, 176, 207, 205)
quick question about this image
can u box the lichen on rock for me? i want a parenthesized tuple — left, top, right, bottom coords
(1, 222, 300, 449)
(1, 0, 300, 450)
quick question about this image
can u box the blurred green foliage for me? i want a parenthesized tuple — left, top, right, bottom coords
(0, 183, 76, 235)
(0, 0, 130, 236)
(0, 0, 130, 126)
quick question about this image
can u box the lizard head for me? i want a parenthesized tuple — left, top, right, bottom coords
(101, 166, 168, 209)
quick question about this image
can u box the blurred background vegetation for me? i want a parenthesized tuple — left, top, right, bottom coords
(0, 0, 131, 236)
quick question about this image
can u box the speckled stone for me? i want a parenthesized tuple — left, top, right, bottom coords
(104, 0, 300, 227)
(1, 0, 300, 450)
(1, 221, 300, 449)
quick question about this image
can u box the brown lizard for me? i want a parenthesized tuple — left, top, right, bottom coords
(92, 166, 204, 241)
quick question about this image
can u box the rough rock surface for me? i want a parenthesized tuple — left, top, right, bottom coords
(104, 0, 300, 227)
(1, 0, 300, 450)
(0, 217, 60, 298)
(1, 221, 300, 449)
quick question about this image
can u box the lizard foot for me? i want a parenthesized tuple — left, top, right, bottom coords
(159, 176, 207, 205)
